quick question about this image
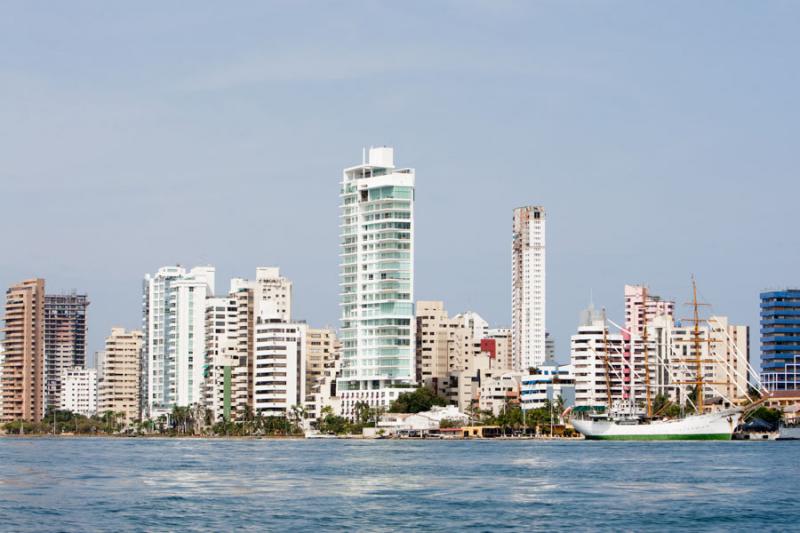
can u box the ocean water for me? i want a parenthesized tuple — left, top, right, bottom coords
(0, 438, 796, 532)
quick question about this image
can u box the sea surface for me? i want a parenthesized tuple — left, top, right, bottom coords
(0, 437, 796, 531)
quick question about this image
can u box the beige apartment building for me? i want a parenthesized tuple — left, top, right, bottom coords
(1, 279, 46, 423)
(415, 301, 512, 412)
(97, 327, 143, 424)
(305, 327, 341, 419)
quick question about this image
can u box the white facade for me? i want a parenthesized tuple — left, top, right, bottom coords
(512, 206, 546, 371)
(60, 367, 97, 416)
(478, 371, 522, 416)
(520, 364, 575, 410)
(374, 405, 469, 435)
(253, 308, 307, 418)
(254, 267, 292, 321)
(453, 311, 489, 341)
(571, 307, 628, 408)
(204, 296, 248, 423)
(338, 146, 415, 412)
(142, 265, 215, 418)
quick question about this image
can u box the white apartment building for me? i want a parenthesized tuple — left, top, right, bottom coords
(512, 206, 546, 372)
(478, 371, 522, 416)
(520, 364, 575, 410)
(60, 367, 97, 417)
(204, 296, 249, 423)
(253, 304, 307, 418)
(97, 327, 142, 424)
(338, 147, 415, 414)
(453, 311, 488, 341)
(571, 306, 634, 409)
(253, 267, 292, 321)
(142, 265, 215, 418)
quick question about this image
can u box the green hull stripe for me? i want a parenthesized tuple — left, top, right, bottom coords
(585, 433, 731, 441)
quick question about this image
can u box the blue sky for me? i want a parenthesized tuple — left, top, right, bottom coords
(1, 1, 798, 365)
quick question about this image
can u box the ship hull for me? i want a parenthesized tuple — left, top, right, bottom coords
(777, 426, 800, 440)
(572, 409, 741, 441)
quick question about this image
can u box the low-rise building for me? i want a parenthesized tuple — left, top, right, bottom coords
(520, 364, 575, 410)
(305, 327, 341, 420)
(370, 405, 470, 436)
(478, 371, 522, 416)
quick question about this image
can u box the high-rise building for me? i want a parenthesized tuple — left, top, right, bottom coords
(1, 279, 46, 422)
(253, 267, 292, 322)
(624, 285, 675, 339)
(512, 206, 546, 372)
(571, 305, 628, 408)
(760, 290, 800, 391)
(253, 305, 307, 418)
(203, 295, 249, 423)
(415, 301, 452, 394)
(44, 292, 89, 411)
(142, 266, 215, 418)
(338, 147, 415, 413)
(664, 316, 750, 404)
(96, 327, 143, 424)
(59, 367, 97, 417)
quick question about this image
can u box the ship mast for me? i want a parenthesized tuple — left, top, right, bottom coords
(692, 278, 704, 413)
(674, 277, 725, 413)
(642, 287, 652, 418)
(602, 308, 612, 410)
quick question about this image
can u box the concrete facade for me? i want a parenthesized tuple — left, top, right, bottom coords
(97, 327, 142, 424)
(512, 206, 546, 372)
(44, 293, 89, 412)
(253, 309, 307, 418)
(59, 367, 96, 417)
(142, 266, 215, 418)
(1, 279, 46, 422)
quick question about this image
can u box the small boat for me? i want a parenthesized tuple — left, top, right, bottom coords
(304, 431, 338, 439)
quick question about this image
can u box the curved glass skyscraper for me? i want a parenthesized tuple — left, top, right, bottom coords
(338, 147, 415, 417)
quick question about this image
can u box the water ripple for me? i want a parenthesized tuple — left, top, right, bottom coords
(0, 438, 796, 531)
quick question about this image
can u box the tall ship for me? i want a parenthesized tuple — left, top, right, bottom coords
(570, 278, 767, 441)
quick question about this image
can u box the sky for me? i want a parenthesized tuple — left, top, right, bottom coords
(1, 1, 799, 367)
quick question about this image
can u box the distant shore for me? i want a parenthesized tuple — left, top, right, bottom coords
(0, 432, 586, 441)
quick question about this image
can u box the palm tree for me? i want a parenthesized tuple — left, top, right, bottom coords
(554, 396, 565, 423)
(290, 405, 307, 434)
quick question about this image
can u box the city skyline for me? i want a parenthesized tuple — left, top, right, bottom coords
(2, 3, 799, 365)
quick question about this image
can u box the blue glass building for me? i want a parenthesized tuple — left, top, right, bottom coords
(761, 290, 800, 391)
